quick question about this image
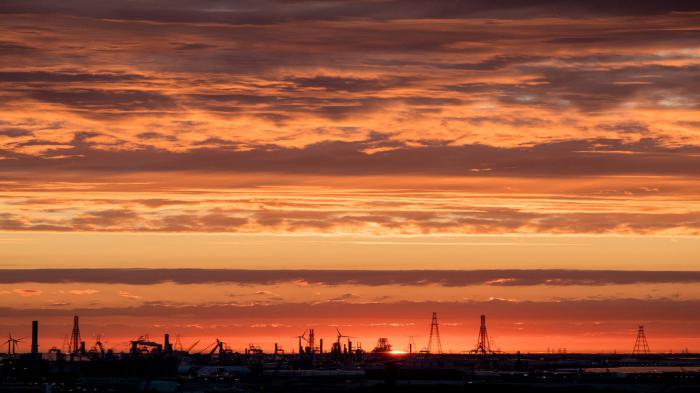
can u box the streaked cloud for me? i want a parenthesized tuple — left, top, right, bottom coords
(12, 288, 43, 297)
(2, 298, 699, 322)
(3, 269, 700, 287)
(1, 0, 699, 351)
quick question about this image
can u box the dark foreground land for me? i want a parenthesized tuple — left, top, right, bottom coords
(2, 352, 699, 392)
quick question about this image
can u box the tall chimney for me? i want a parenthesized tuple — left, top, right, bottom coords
(31, 320, 39, 357)
(319, 338, 324, 354)
(164, 334, 171, 353)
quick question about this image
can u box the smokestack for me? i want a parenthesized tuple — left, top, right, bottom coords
(80, 341, 86, 355)
(164, 334, 171, 354)
(319, 338, 323, 354)
(31, 320, 39, 357)
(274, 343, 278, 355)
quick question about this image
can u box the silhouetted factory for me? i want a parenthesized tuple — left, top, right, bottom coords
(2, 314, 699, 392)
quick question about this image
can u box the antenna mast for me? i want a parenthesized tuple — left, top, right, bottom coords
(427, 312, 443, 354)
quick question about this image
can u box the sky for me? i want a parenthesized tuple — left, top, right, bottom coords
(1, 1, 699, 354)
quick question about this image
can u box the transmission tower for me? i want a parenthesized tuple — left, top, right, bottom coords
(68, 315, 81, 354)
(427, 312, 443, 354)
(632, 325, 650, 355)
(474, 314, 492, 355)
(174, 335, 184, 352)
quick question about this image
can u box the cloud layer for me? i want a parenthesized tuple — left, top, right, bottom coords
(1, 2, 699, 236)
(3, 268, 700, 286)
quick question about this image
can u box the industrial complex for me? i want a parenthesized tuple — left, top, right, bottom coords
(1, 313, 699, 392)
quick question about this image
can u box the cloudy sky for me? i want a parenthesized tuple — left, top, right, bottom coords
(1, 1, 699, 353)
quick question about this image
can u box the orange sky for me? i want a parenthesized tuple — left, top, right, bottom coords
(1, 1, 699, 353)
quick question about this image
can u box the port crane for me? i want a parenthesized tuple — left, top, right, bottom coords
(209, 339, 225, 357)
(184, 339, 200, 354)
(246, 344, 263, 354)
(130, 336, 163, 355)
(89, 335, 106, 356)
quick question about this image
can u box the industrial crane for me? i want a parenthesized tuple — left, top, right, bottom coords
(184, 339, 200, 354)
(90, 335, 106, 356)
(246, 344, 263, 355)
(196, 340, 215, 354)
(202, 339, 233, 362)
(209, 339, 225, 357)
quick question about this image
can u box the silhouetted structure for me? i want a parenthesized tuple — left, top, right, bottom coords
(633, 325, 651, 355)
(373, 337, 392, 353)
(131, 336, 163, 356)
(427, 312, 443, 354)
(31, 320, 39, 358)
(474, 314, 493, 355)
(3, 315, 700, 392)
(164, 333, 172, 354)
(308, 329, 316, 353)
(332, 328, 350, 356)
(69, 315, 81, 354)
(4, 333, 22, 356)
(296, 329, 319, 355)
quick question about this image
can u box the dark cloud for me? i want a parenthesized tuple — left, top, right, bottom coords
(0, 128, 32, 137)
(3, 204, 699, 234)
(1, 298, 699, 322)
(2, 269, 700, 286)
(596, 121, 650, 134)
(0, 71, 147, 83)
(72, 209, 140, 229)
(449, 65, 700, 112)
(0, 41, 36, 52)
(0, 1, 697, 25)
(457, 116, 551, 128)
(172, 42, 216, 50)
(284, 76, 413, 93)
(3, 137, 700, 177)
(185, 93, 388, 119)
(26, 89, 177, 112)
(136, 131, 177, 141)
(439, 55, 548, 71)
